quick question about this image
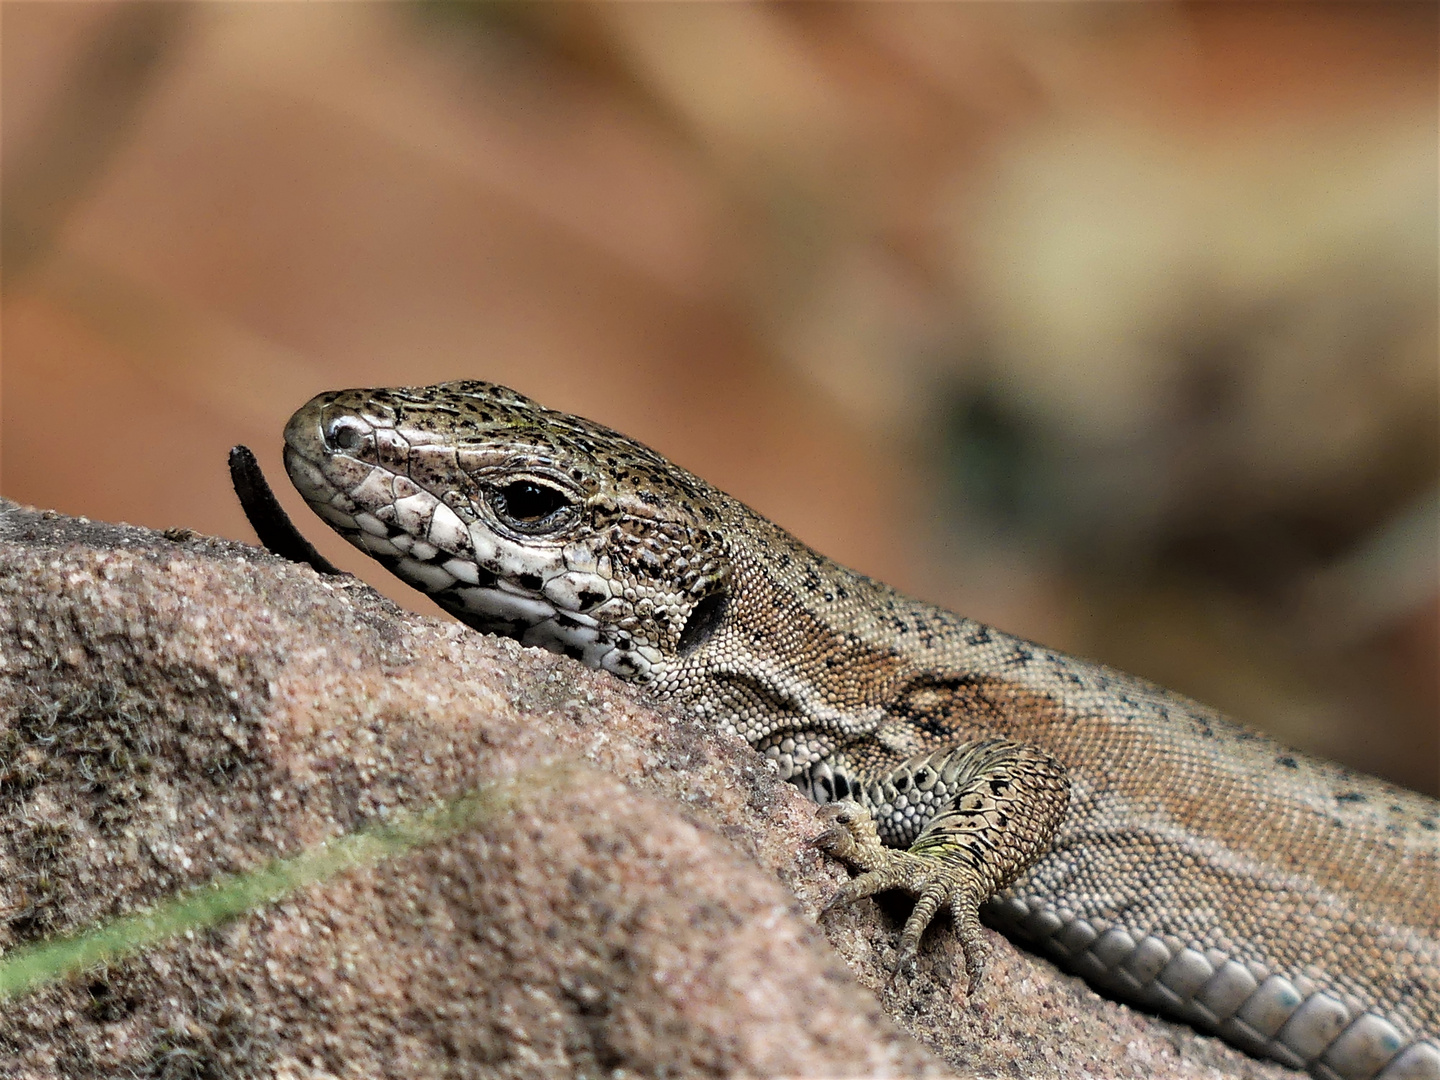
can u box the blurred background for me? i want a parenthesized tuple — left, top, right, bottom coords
(3, 2, 1435, 793)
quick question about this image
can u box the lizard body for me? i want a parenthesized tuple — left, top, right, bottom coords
(282, 381, 1439, 1080)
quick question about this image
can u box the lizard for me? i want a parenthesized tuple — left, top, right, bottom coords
(275, 380, 1439, 1080)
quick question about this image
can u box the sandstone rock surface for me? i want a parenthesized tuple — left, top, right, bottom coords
(0, 499, 1291, 1079)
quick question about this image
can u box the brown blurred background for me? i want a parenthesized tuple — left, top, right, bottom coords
(3, 2, 1436, 793)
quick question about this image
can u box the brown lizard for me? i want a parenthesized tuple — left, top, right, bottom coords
(277, 380, 1439, 1080)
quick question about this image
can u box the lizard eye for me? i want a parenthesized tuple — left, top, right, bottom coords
(487, 480, 574, 533)
(324, 416, 369, 453)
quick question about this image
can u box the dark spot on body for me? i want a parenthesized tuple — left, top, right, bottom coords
(1335, 791, 1367, 804)
(517, 572, 542, 591)
(911, 713, 957, 740)
(1276, 755, 1298, 769)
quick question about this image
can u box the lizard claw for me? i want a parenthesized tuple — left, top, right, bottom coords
(811, 802, 869, 859)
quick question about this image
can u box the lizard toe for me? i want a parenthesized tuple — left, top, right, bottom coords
(891, 873, 988, 995)
(811, 823, 859, 858)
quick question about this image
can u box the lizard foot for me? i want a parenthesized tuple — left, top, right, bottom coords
(814, 801, 990, 991)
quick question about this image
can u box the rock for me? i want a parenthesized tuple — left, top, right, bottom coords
(0, 499, 1289, 1079)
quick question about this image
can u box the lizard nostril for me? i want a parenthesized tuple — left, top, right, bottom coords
(324, 417, 368, 453)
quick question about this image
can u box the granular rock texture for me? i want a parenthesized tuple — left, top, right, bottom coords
(0, 500, 1291, 1079)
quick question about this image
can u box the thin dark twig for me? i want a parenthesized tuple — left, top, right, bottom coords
(228, 446, 342, 576)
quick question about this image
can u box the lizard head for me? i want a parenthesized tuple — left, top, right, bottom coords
(283, 380, 732, 682)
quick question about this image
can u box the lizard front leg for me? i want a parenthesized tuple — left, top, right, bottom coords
(816, 738, 1069, 991)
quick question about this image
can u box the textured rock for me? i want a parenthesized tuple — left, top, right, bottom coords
(0, 499, 1290, 1079)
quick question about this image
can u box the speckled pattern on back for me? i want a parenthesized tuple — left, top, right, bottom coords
(284, 380, 1439, 1080)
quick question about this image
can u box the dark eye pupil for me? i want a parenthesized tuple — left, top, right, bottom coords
(498, 481, 566, 523)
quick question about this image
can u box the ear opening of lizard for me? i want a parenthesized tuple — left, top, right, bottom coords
(283, 380, 1439, 1080)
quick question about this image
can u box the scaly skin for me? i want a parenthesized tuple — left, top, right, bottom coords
(283, 381, 1439, 1080)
